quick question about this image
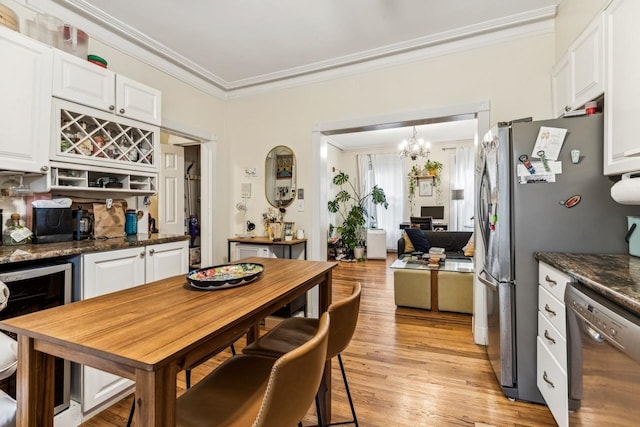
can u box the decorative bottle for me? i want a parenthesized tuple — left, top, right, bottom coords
(3, 213, 32, 245)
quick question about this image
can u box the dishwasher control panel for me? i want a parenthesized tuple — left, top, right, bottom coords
(566, 283, 640, 362)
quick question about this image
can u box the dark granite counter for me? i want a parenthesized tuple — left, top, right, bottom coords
(0, 234, 189, 265)
(535, 252, 640, 316)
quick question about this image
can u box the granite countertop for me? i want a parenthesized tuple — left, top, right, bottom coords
(536, 252, 640, 316)
(0, 234, 190, 265)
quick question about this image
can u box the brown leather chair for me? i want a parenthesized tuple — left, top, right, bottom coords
(175, 312, 330, 427)
(243, 282, 362, 427)
(127, 339, 241, 427)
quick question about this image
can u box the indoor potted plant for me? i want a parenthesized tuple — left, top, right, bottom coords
(424, 159, 443, 185)
(328, 171, 388, 261)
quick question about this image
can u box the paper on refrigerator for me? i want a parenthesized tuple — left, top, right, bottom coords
(531, 126, 567, 160)
(517, 161, 562, 183)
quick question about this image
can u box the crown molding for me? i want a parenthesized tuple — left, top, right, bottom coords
(28, 1, 555, 99)
(227, 19, 554, 99)
(226, 6, 557, 91)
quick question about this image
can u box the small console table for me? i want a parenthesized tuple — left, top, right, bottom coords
(227, 236, 308, 262)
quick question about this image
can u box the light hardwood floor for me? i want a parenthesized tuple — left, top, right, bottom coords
(81, 254, 556, 426)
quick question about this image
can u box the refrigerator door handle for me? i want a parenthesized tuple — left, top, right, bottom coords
(478, 267, 499, 291)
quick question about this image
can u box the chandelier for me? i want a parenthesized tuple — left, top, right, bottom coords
(398, 126, 430, 160)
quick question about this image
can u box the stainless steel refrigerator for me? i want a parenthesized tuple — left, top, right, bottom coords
(476, 114, 639, 403)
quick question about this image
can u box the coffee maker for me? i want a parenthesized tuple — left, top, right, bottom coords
(72, 207, 93, 240)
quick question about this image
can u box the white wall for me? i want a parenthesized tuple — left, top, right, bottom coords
(227, 32, 556, 261)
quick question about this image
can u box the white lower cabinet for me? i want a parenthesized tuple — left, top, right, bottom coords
(537, 261, 571, 427)
(75, 240, 188, 417)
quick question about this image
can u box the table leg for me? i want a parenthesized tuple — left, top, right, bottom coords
(316, 272, 333, 422)
(431, 270, 439, 312)
(134, 364, 178, 426)
(15, 335, 55, 427)
(246, 321, 260, 344)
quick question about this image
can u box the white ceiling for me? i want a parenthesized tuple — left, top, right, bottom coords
(62, 0, 559, 92)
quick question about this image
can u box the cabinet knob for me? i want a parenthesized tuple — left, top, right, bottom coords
(564, 105, 571, 112)
(149, 248, 155, 256)
(109, 105, 115, 111)
(140, 251, 146, 258)
(40, 165, 49, 172)
(119, 108, 125, 114)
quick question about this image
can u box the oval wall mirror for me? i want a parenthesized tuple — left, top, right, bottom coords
(265, 145, 296, 208)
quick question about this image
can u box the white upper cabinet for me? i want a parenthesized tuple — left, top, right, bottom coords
(0, 27, 52, 174)
(551, 15, 604, 117)
(115, 74, 161, 125)
(53, 49, 115, 112)
(570, 16, 604, 108)
(52, 50, 162, 126)
(604, 0, 640, 175)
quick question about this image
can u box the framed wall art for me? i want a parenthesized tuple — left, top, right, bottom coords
(418, 177, 434, 197)
(276, 154, 293, 178)
(283, 222, 295, 237)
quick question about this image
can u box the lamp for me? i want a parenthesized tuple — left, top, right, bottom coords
(398, 126, 430, 160)
(451, 189, 464, 231)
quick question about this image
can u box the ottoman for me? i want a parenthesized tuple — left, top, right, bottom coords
(437, 271, 473, 314)
(393, 269, 431, 309)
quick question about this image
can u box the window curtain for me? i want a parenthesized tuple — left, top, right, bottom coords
(371, 153, 404, 249)
(449, 146, 474, 231)
(356, 154, 373, 227)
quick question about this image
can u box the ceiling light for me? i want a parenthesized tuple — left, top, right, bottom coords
(398, 126, 430, 160)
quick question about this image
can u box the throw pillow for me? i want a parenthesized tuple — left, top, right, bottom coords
(463, 233, 475, 256)
(402, 232, 415, 253)
(404, 227, 431, 253)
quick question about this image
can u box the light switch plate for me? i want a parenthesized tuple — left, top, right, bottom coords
(241, 183, 251, 198)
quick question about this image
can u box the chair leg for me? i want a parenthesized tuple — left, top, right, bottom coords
(315, 394, 324, 427)
(310, 354, 358, 427)
(126, 398, 135, 427)
(230, 343, 236, 356)
(337, 353, 359, 427)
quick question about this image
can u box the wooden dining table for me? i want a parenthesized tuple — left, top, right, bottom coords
(0, 257, 337, 426)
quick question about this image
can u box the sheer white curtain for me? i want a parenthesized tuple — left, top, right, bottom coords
(371, 153, 404, 249)
(449, 146, 474, 230)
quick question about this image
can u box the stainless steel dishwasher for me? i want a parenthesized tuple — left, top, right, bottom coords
(565, 282, 640, 426)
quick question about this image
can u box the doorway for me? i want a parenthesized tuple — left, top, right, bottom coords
(310, 101, 490, 345)
(153, 129, 206, 270)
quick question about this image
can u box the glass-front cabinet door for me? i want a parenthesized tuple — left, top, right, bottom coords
(52, 98, 159, 173)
